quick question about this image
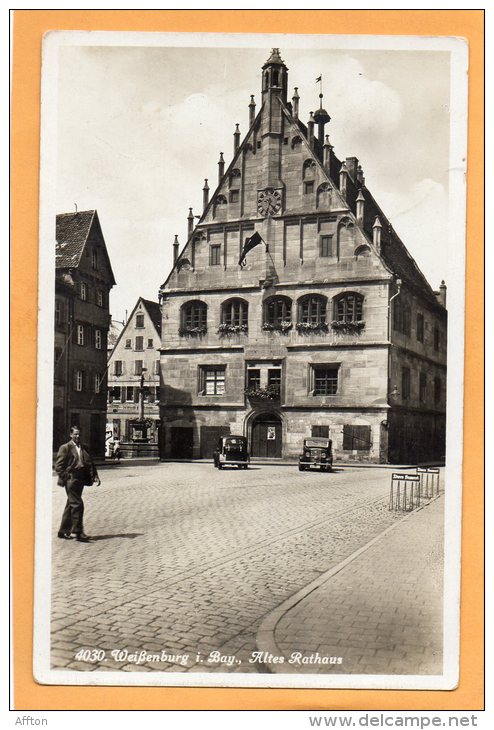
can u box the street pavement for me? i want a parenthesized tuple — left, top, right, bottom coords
(50, 462, 443, 675)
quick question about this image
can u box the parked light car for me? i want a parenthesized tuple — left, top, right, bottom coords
(298, 437, 333, 472)
(213, 435, 250, 469)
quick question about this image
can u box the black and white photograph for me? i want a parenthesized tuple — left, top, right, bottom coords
(34, 31, 468, 689)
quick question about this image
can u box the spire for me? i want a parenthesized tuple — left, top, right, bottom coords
(173, 234, 179, 264)
(339, 161, 347, 199)
(357, 164, 365, 187)
(356, 190, 365, 223)
(202, 179, 209, 211)
(248, 95, 256, 127)
(218, 152, 225, 183)
(323, 133, 333, 172)
(373, 216, 382, 250)
(233, 124, 240, 154)
(292, 87, 300, 120)
(307, 112, 315, 148)
(187, 208, 194, 237)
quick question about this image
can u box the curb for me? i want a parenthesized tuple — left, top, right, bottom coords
(256, 495, 441, 674)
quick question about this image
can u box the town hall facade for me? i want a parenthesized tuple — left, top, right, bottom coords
(158, 50, 447, 464)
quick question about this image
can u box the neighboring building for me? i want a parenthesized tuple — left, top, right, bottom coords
(107, 298, 162, 457)
(158, 49, 447, 464)
(53, 209, 116, 456)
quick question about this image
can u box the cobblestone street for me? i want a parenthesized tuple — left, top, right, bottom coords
(50, 462, 443, 676)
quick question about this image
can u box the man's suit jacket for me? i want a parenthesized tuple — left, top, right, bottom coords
(55, 440, 98, 487)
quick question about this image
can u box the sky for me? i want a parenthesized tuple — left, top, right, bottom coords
(55, 41, 452, 323)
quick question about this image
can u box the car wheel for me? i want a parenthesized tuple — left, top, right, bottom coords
(298, 465, 305, 471)
(218, 463, 223, 469)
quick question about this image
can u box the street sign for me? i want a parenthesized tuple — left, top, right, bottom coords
(391, 473, 420, 482)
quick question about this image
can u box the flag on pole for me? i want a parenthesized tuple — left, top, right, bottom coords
(238, 231, 265, 267)
(315, 75, 322, 83)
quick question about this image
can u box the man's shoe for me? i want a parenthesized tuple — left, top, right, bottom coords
(73, 533, 91, 542)
(57, 532, 73, 540)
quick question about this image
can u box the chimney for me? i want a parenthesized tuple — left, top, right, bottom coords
(187, 208, 194, 237)
(345, 157, 359, 184)
(323, 134, 332, 172)
(339, 161, 347, 199)
(357, 164, 365, 187)
(173, 234, 179, 264)
(248, 95, 256, 126)
(373, 217, 382, 251)
(234, 124, 240, 154)
(356, 189, 365, 223)
(307, 112, 315, 148)
(292, 87, 299, 120)
(202, 179, 209, 210)
(218, 152, 225, 183)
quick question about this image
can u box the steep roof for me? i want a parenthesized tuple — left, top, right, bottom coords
(141, 298, 162, 336)
(55, 210, 96, 269)
(55, 209, 116, 286)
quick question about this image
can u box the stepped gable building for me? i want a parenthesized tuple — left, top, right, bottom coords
(158, 49, 447, 463)
(53, 209, 116, 456)
(107, 297, 162, 457)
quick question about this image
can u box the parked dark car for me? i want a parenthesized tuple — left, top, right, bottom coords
(298, 437, 333, 472)
(213, 435, 250, 469)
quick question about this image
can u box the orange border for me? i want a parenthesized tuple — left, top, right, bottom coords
(11, 9, 484, 710)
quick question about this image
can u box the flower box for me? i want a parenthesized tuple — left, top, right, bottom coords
(244, 385, 280, 401)
(178, 326, 207, 337)
(217, 323, 248, 335)
(262, 321, 292, 333)
(296, 322, 329, 334)
(330, 320, 365, 333)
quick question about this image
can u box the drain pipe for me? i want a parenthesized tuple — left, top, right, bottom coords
(387, 278, 402, 411)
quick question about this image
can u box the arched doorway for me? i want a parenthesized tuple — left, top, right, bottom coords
(250, 412, 282, 458)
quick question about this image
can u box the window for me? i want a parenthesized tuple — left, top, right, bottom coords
(135, 336, 144, 351)
(97, 290, 104, 308)
(264, 297, 292, 326)
(304, 181, 314, 195)
(114, 360, 122, 376)
(95, 329, 102, 350)
(311, 365, 339, 396)
(246, 368, 261, 389)
(420, 372, 427, 403)
(402, 367, 411, 400)
(312, 425, 330, 438)
(416, 313, 424, 342)
(320, 235, 334, 258)
(135, 360, 143, 376)
(393, 299, 403, 332)
(154, 359, 160, 375)
(182, 301, 207, 332)
(126, 386, 135, 402)
(147, 338, 154, 348)
(334, 293, 363, 323)
(74, 370, 84, 392)
(210, 245, 221, 266)
(434, 326, 440, 351)
(229, 190, 239, 204)
(91, 249, 98, 270)
(79, 282, 88, 301)
(343, 425, 371, 451)
(76, 324, 85, 346)
(222, 298, 248, 328)
(402, 305, 411, 336)
(434, 377, 442, 405)
(55, 300, 63, 326)
(94, 374, 101, 393)
(299, 295, 327, 324)
(135, 314, 145, 328)
(125, 338, 131, 348)
(201, 366, 226, 395)
(267, 368, 281, 389)
(112, 386, 121, 403)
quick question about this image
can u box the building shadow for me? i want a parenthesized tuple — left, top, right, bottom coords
(89, 532, 143, 541)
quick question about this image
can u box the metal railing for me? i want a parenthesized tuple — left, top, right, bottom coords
(389, 467, 440, 512)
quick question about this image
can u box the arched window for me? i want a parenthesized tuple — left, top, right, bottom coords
(180, 300, 207, 335)
(303, 159, 316, 179)
(316, 183, 331, 208)
(298, 295, 327, 324)
(220, 298, 248, 332)
(263, 296, 292, 331)
(334, 292, 364, 323)
(291, 135, 302, 149)
(272, 69, 279, 86)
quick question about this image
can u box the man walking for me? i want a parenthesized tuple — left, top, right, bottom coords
(55, 426, 101, 542)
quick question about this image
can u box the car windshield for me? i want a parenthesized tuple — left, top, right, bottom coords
(225, 438, 245, 446)
(304, 439, 330, 448)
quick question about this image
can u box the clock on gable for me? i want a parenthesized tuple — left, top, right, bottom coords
(257, 188, 282, 217)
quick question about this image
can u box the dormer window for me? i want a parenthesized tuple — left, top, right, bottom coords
(229, 190, 239, 203)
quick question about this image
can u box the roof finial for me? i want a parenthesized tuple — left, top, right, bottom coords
(74, 203, 78, 214)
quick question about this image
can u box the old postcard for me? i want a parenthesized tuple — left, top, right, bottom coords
(33, 30, 468, 690)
